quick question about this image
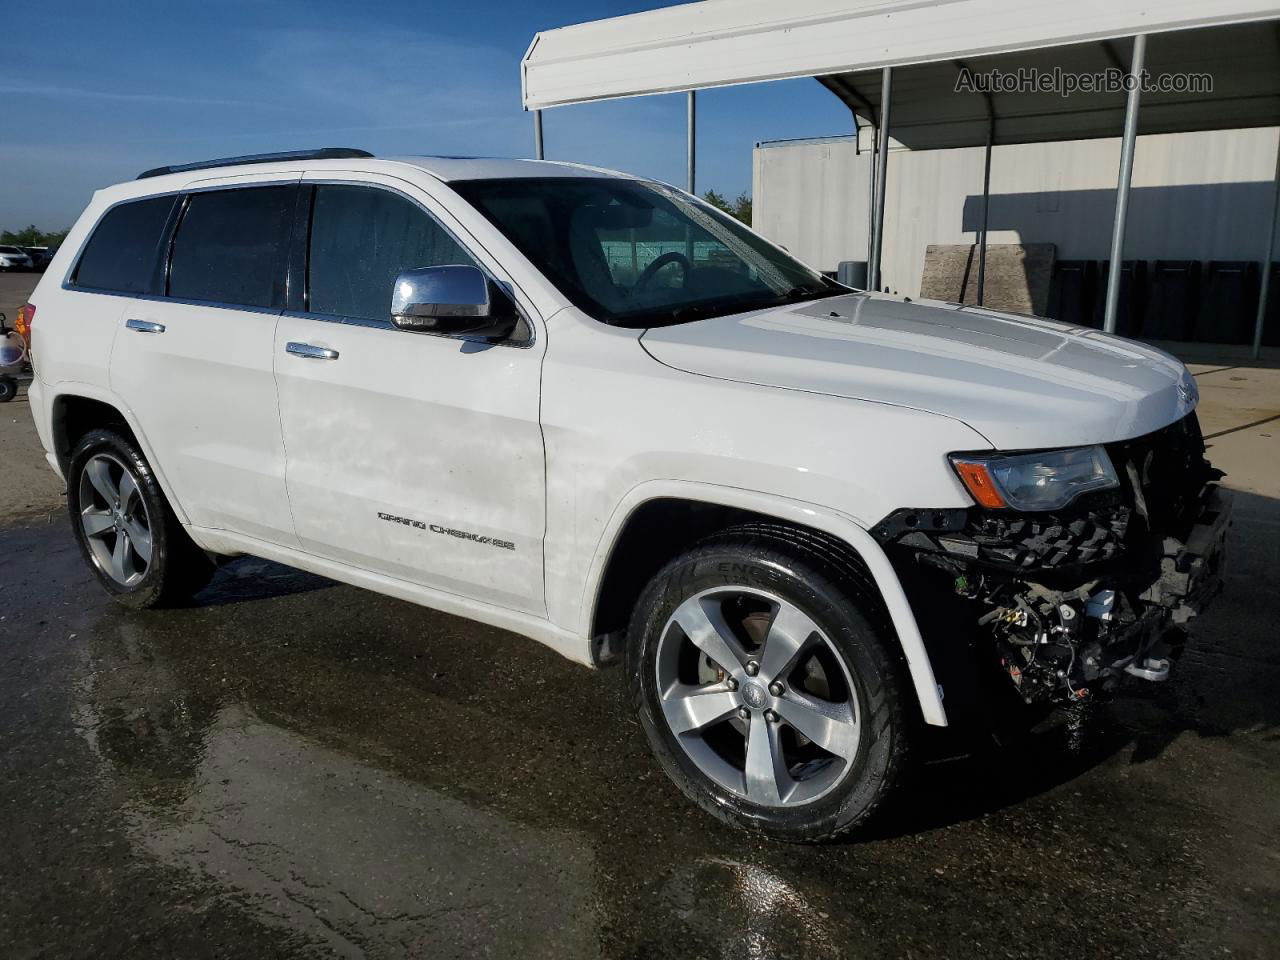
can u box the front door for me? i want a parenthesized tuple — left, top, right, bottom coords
(274, 177, 546, 615)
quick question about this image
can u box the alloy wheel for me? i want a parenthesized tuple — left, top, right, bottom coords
(654, 586, 861, 807)
(78, 453, 154, 587)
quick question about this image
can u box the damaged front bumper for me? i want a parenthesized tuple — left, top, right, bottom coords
(875, 415, 1231, 707)
(1140, 485, 1231, 625)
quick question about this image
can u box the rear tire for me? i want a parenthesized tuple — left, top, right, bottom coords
(626, 523, 911, 842)
(67, 428, 214, 608)
(0, 377, 16, 403)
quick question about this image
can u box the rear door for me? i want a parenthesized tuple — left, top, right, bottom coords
(273, 174, 547, 615)
(52, 194, 176, 392)
(109, 174, 299, 546)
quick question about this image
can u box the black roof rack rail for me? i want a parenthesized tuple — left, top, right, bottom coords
(136, 147, 374, 180)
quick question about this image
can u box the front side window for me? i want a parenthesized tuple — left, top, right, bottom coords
(452, 177, 839, 327)
(72, 196, 176, 294)
(307, 184, 475, 321)
(168, 186, 295, 309)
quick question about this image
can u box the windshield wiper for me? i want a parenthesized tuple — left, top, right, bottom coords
(774, 286, 841, 305)
(621, 287, 842, 329)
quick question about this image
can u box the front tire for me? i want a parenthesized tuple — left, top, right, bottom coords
(626, 524, 911, 843)
(67, 429, 214, 608)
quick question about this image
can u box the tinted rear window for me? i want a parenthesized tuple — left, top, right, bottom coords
(168, 186, 295, 309)
(72, 196, 176, 294)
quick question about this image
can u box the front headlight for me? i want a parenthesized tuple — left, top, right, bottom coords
(949, 446, 1119, 511)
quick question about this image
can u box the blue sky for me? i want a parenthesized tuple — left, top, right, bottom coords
(1, 0, 851, 231)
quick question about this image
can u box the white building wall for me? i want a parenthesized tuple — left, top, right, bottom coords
(752, 136, 872, 276)
(753, 127, 1280, 297)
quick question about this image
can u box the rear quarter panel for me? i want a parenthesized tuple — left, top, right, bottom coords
(28, 191, 127, 394)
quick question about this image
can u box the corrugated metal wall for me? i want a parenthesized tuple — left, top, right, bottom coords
(753, 127, 1280, 297)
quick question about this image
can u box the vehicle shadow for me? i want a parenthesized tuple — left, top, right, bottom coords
(187, 555, 333, 608)
(860, 701, 1136, 841)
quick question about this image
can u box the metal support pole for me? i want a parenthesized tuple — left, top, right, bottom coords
(866, 121, 878, 279)
(1103, 34, 1146, 334)
(687, 90, 697, 194)
(1251, 136, 1280, 359)
(977, 119, 994, 305)
(533, 110, 544, 160)
(868, 67, 892, 293)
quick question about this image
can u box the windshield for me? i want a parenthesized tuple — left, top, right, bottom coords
(452, 177, 842, 327)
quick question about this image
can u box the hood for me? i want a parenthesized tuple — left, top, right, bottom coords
(639, 292, 1197, 450)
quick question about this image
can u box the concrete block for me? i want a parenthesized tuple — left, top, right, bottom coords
(920, 243, 1056, 315)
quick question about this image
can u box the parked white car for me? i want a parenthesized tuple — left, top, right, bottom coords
(22, 149, 1230, 841)
(0, 245, 34, 271)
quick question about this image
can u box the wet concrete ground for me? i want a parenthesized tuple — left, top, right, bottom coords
(2, 495, 1277, 958)
(2, 267, 1278, 957)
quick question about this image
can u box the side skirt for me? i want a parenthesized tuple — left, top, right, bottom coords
(187, 525, 594, 668)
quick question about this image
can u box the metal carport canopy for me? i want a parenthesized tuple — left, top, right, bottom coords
(521, 0, 1280, 131)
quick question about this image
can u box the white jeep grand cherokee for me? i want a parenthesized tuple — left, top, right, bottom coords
(21, 148, 1230, 842)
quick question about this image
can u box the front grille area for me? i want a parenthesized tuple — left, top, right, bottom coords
(874, 492, 1134, 575)
(1106, 412, 1215, 539)
(962, 496, 1131, 570)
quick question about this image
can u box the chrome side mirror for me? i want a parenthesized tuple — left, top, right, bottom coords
(390, 265, 519, 340)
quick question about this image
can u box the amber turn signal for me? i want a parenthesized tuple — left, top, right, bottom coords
(951, 459, 1008, 509)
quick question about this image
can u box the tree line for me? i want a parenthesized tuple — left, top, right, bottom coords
(1, 225, 69, 247)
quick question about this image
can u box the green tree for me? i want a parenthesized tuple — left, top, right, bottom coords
(700, 190, 752, 227)
(702, 189, 730, 214)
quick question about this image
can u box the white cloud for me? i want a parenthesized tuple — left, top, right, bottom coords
(0, 84, 276, 109)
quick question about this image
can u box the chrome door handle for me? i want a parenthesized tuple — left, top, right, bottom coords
(125, 319, 165, 334)
(286, 341, 339, 360)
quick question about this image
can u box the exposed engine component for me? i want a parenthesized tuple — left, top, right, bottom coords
(967, 577, 1173, 703)
(948, 482, 1227, 705)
